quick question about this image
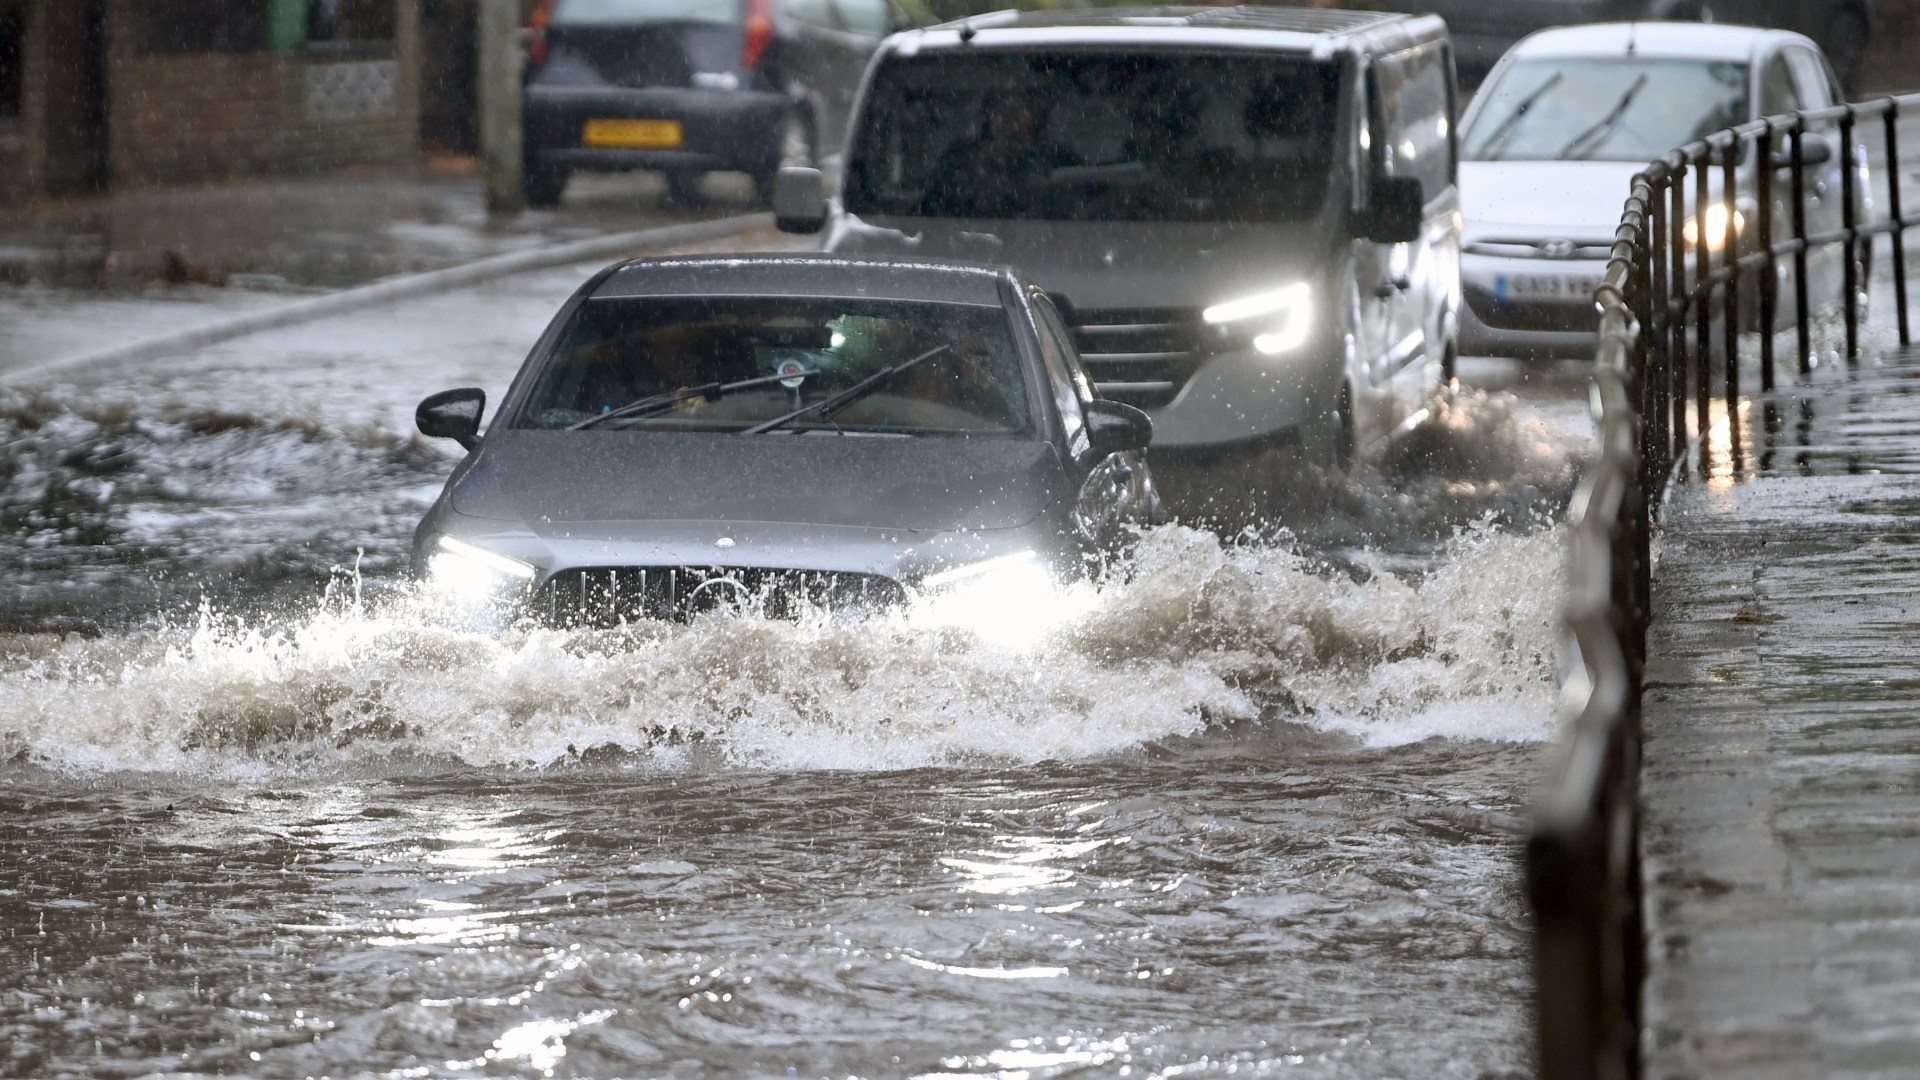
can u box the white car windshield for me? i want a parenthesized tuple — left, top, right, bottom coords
(518, 297, 1032, 436)
(1463, 57, 1749, 163)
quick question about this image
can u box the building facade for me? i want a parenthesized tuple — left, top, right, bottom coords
(1, 0, 421, 204)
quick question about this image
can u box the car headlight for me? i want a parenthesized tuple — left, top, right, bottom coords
(1201, 282, 1313, 355)
(426, 535, 536, 607)
(915, 550, 1063, 645)
(1683, 204, 1745, 251)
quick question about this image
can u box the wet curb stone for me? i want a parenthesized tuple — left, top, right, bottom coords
(0, 213, 771, 387)
(1640, 348, 1920, 1079)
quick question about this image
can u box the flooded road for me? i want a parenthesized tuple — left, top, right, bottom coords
(0, 236, 1592, 1078)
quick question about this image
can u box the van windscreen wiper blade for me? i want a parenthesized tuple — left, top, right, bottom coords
(1556, 73, 1649, 160)
(569, 368, 819, 430)
(744, 344, 952, 435)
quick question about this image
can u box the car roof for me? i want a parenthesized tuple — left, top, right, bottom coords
(591, 253, 1018, 306)
(1507, 21, 1810, 63)
(893, 4, 1445, 60)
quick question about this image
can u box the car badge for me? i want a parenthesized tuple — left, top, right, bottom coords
(776, 355, 811, 389)
(1538, 238, 1578, 259)
(714, 537, 736, 549)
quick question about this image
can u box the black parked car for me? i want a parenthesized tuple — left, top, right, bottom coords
(1383, 0, 1873, 88)
(411, 255, 1162, 628)
(521, 0, 902, 206)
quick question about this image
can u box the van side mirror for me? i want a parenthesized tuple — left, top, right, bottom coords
(1085, 399, 1153, 456)
(772, 166, 828, 234)
(1356, 176, 1425, 243)
(417, 387, 486, 451)
(1771, 133, 1835, 170)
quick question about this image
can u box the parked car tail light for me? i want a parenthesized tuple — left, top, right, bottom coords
(527, 0, 558, 65)
(742, 0, 774, 71)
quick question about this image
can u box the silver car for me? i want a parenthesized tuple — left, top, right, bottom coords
(410, 254, 1160, 626)
(1456, 22, 1866, 362)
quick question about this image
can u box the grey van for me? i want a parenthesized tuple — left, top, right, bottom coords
(775, 6, 1463, 463)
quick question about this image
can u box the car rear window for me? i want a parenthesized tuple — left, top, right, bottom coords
(1463, 57, 1750, 163)
(518, 296, 1033, 437)
(552, 0, 738, 26)
(845, 50, 1341, 223)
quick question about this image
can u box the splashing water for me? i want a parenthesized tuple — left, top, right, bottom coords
(0, 521, 1562, 777)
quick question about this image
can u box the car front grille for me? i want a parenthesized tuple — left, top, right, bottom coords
(1464, 285, 1600, 334)
(1065, 306, 1210, 411)
(533, 566, 907, 627)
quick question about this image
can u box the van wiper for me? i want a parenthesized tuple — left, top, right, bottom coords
(1471, 71, 1563, 161)
(569, 368, 819, 430)
(744, 344, 952, 434)
(1556, 73, 1649, 160)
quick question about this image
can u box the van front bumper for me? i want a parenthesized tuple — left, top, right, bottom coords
(1458, 254, 1605, 362)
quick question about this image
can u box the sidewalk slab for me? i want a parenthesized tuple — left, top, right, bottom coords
(1642, 347, 1920, 1079)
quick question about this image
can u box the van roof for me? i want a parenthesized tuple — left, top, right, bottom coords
(898, 4, 1447, 59)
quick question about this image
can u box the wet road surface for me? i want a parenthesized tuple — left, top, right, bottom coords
(0, 226, 1595, 1078)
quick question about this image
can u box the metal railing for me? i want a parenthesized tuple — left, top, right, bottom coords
(1526, 91, 1920, 1080)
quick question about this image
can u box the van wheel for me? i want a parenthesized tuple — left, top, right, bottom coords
(754, 110, 816, 206)
(1305, 386, 1356, 474)
(524, 163, 569, 207)
(665, 171, 706, 206)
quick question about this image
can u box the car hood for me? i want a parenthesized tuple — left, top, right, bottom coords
(450, 430, 1062, 533)
(1461, 161, 1649, 240)
(827, 213, 1332, 311)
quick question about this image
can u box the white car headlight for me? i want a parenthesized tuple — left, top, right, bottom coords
(426, 535, 536, 607)
(1683, 203, 1745, 251)
(1202, 282, 1313, 355)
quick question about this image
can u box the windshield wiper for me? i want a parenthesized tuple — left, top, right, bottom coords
(1471, 71, 1563, 161)
(1555, 73, 1649, 160)
(568, 368, 819, 430)
(743, 344, 952, 435)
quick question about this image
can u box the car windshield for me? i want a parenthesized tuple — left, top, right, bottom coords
(551, 0, 737, 26)
(845, 51, 1339, 222)
(517, 296, 1031, 436)
(1463, 57, 1750, 163)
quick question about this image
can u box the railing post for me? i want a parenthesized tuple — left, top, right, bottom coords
(1841, 106, 1860, 364)
(1723, 136, 1742, 467)
(1757, 119, 1777, 391)
(1790, 123, 1813, 376)
(1671, 165, 1691, 461)
(1695, 149, 1713, 471)
(1885, 98, 1911, 348)
(1648, 175, 1672, 480)
(1639, 194, 1669, 491)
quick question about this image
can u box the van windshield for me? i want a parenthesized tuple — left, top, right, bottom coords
(845, 51, 1341, 223)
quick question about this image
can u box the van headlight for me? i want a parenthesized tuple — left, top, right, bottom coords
(426, 535, 536, 607)
(1202, 282, 1313, 355)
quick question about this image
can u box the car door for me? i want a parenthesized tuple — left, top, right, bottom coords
(1783, 42, 1854, 307)
(1367, 45, 1453, 419)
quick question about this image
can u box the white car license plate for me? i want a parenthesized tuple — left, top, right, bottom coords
(1496, 273, 1600, 302)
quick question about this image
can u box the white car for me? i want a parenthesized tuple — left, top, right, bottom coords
(1456, 22, 1865, 361)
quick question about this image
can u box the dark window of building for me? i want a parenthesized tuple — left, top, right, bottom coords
(0, 0, 25, 118)
(133, 0, 269, 54)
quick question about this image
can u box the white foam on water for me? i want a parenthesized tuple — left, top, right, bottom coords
(0, 521, 1564, 777)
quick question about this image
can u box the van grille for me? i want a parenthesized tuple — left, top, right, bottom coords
(1065, 307, 1209, 411)
(533, 566, 906, 626)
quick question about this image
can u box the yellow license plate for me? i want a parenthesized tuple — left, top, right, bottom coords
(582, 119, 682, 149)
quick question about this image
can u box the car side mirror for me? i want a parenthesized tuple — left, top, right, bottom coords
(772, 166, 828, 234)
(1356, 175, 1425, 244)
(1085, 399, 1153, 457)
(1771, 133, 1835, 170)
(417, 387, 486, 451)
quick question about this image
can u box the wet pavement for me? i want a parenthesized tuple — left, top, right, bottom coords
(1640, 345, 1920, 1078)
